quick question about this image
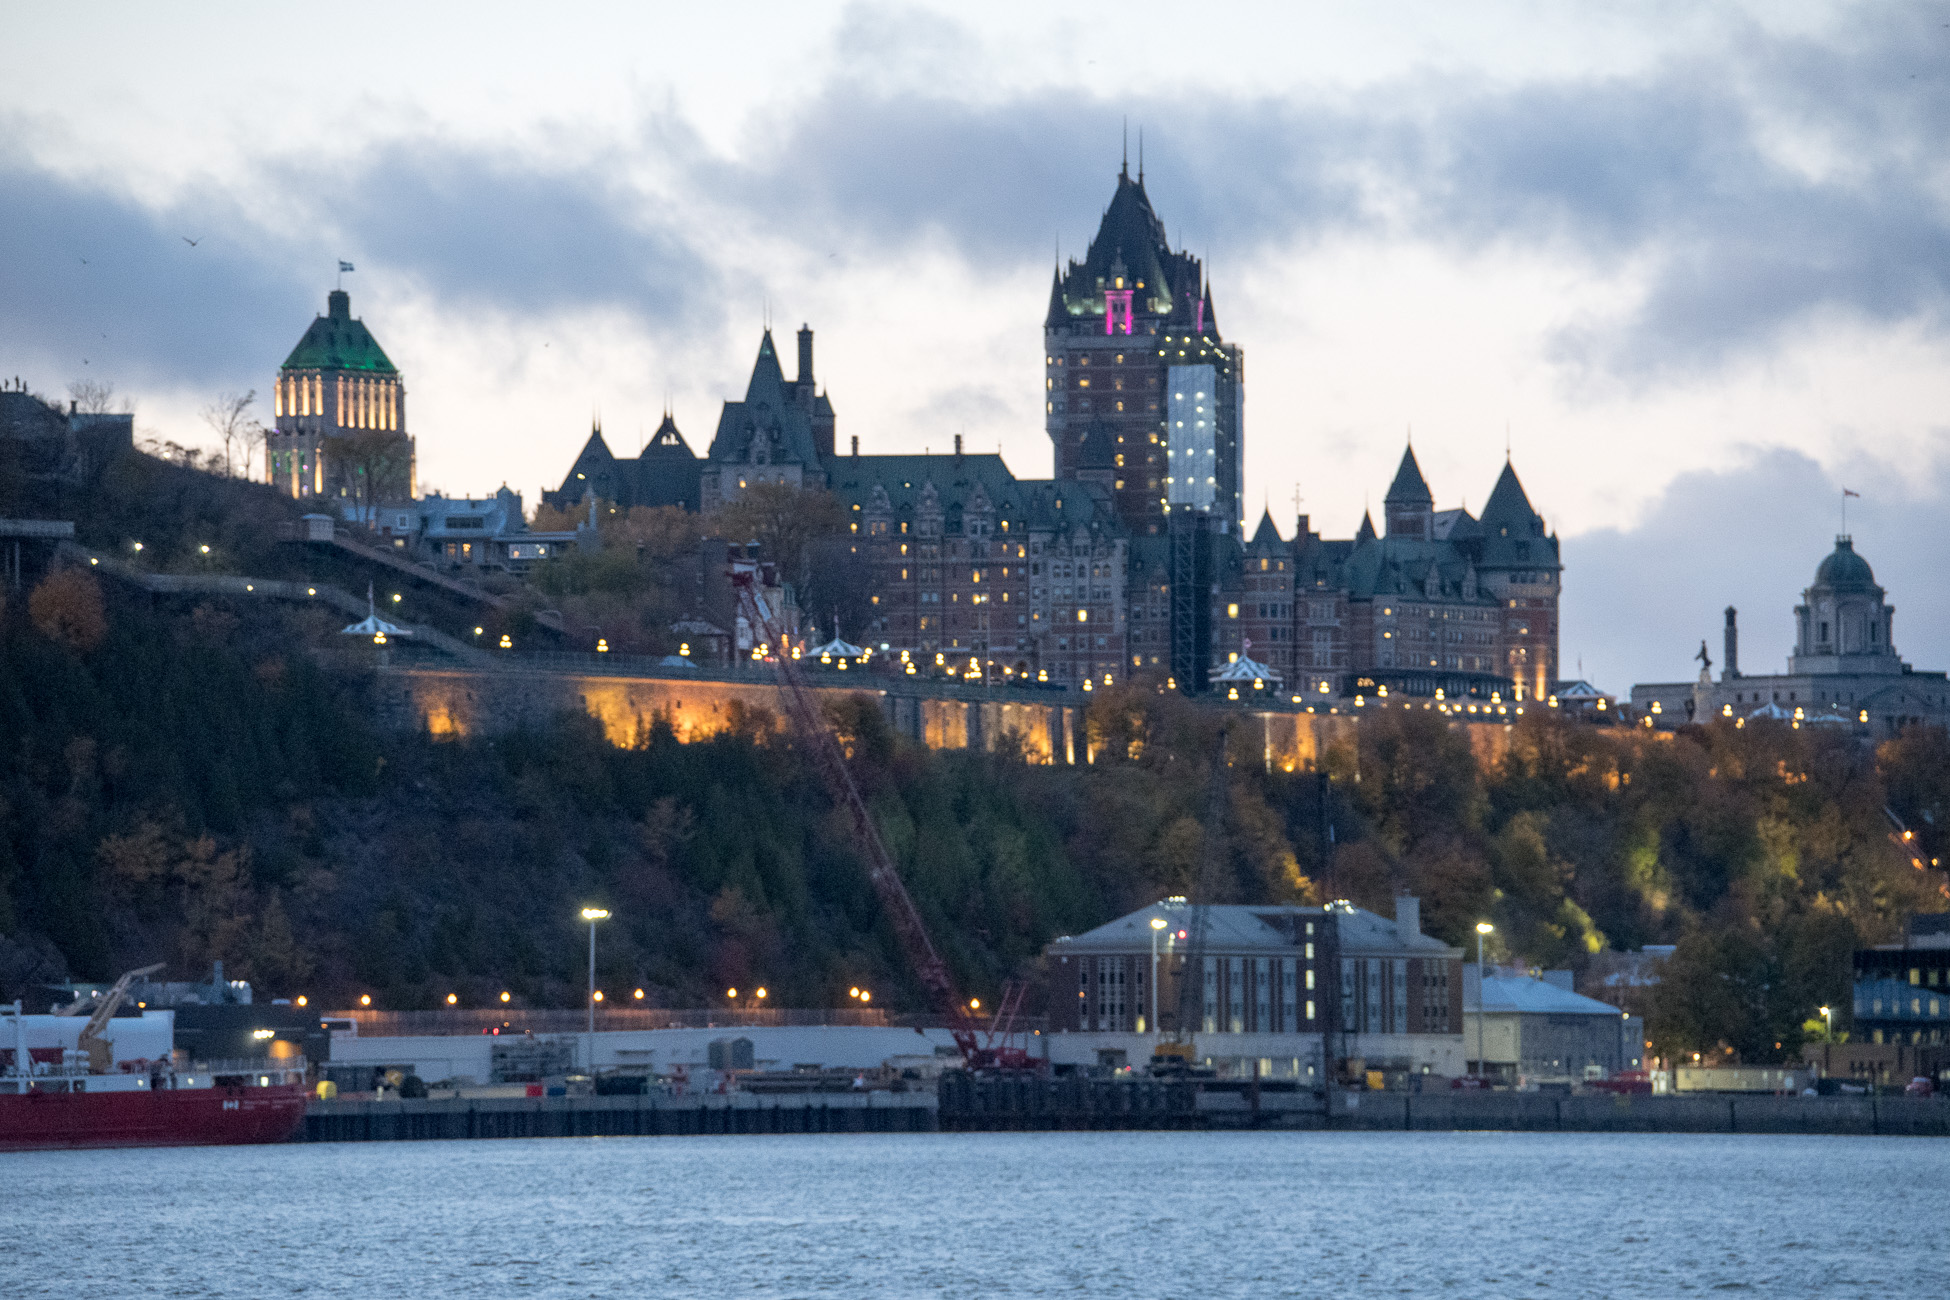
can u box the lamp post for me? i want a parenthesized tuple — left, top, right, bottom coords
(1820, 1005, 1833, 1080)
(580, 907, 610, 1073)
(1474, 922, 1494, 1080)
(1150, 916, 1167, 1034)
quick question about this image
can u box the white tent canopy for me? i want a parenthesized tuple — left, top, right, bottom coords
(1210, 654, 1281, 683)
(342, 584, 410, 641)
(808, 635, 867, 660)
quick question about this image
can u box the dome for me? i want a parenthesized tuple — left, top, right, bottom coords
(1814, 537, 1877, 590)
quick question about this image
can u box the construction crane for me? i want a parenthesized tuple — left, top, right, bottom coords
(76, 962, 164, 1073)
(1152, 724, 1230, 1075)
(728, 557, 1037, 1071)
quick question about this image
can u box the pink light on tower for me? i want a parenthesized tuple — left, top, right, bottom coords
(1104, 290, 1134, 335)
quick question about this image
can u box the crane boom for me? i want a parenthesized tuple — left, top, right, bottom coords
(1155, 725, 1229, 1070)
(728, 560, 1032, 1070)
(78, 962, 164, 1073)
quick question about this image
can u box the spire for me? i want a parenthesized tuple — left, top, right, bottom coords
(1138, 126, 1144, 186)
(1045, 266, 1067, 328)
(1122, 118, 1129, 178)
(1355, 510, 1377, 544)
(1384, 444, 1433, 506)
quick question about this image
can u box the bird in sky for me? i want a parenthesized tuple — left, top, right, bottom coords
(79, 257, 88, 264)
(182, 236, 201, 247)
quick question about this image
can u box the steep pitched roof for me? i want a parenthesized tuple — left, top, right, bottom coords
(1474, 459, 1558, 570)
(1384, 445, 1433, 505)
(643, 412, 694, 458)
(280, 290, 398, 374)
(1249, 509, 1282, 548)
(706, 331, 824, 468)
(1049, 169, 1209, 332)
(827, 454, 1116, 540)
(1355, 510, 1378, 544)
(1480, 459, 1539, 528)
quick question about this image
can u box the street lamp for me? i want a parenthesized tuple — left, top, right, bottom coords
(1149, 916, 1168, 1034)
(1819, 1004, 1834, 1079)
(580, 907, 610, 1072)
(1474, 922, 1494, 1080)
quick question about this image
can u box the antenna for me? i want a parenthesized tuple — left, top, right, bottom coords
(1122, 117, 1128, 175)
(1138, 126, 1144, 183)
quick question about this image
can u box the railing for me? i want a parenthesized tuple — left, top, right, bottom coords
(326, 1008, 895, 1036)
(321, 1007, 1046, 1037)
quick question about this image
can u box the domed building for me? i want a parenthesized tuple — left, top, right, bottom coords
(1633, 535, 1950, 736)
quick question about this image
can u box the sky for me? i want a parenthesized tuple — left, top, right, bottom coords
(4, 0, 1949, 693)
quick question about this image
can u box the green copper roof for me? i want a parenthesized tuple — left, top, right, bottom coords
(280, 290, 398, 375)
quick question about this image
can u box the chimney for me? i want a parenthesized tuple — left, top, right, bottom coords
(953, 433, 963, 458)
(1723, 606, 1739, 679)
(850, 434, 859, 458)
(796, 324, 813, 386)
(1394, 895, 1420, 940)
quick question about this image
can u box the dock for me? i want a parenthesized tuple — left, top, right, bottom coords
(303, 1089, 937, 1142)
(300, 1081, 1950, 1142)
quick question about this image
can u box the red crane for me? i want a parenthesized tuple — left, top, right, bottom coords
(729, 558, 1037, 1071)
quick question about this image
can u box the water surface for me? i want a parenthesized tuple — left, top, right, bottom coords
(4, 1130, 1941, 1296)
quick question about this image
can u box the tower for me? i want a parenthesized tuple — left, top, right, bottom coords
(1790, 537, 1901, 675)
(1045, 163, 1244, 538)
(267, 288, 414, 505)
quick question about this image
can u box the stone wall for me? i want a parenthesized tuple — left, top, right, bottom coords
(374, 664, 1520, 769)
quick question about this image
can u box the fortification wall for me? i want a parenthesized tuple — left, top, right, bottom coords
(374, 665, 1514, 769)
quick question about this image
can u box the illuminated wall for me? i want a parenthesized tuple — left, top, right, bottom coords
(381, 667, 1535, 773)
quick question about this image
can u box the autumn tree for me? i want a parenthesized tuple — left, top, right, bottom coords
(28, 568, 107, 650)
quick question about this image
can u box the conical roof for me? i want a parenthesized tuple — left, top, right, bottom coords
(1480, 459, 1539, 527)
(1355, 510, 1378, 544)
(1384, 446, 1432, 505)
(1249, 510, 1282, 547)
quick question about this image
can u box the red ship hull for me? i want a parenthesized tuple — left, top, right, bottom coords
(0, 1084, 308, 1152)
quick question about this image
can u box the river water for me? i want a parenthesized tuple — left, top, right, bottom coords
(4, 1130, 1942, 1296)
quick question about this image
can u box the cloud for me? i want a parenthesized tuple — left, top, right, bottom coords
(8, 2, 1950, 423)
(1564, 444, 1950, 692)
(0, 146, 315, 394)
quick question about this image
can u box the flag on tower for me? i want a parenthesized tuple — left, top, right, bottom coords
(339, 261, 355, 272)
(1843, 488, 1860, 498)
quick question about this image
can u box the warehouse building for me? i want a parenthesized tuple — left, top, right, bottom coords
(1043, 895, 1465, 1082)
(1462, 967, 1643, 1085)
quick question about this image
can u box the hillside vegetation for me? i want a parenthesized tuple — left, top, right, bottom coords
(3, 554, 1947, 1065)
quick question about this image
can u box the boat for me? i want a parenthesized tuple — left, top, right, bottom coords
(1, 975, 309, 1151)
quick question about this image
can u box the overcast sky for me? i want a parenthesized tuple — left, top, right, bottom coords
(5, 1, 1948, 692)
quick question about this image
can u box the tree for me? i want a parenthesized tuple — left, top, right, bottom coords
(66, 379, 122, 414)
(200, 390, 263, 479)
(337, 428, 413, 524)
(708, 483, 846, 590)
(28, 568, 108, 650)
